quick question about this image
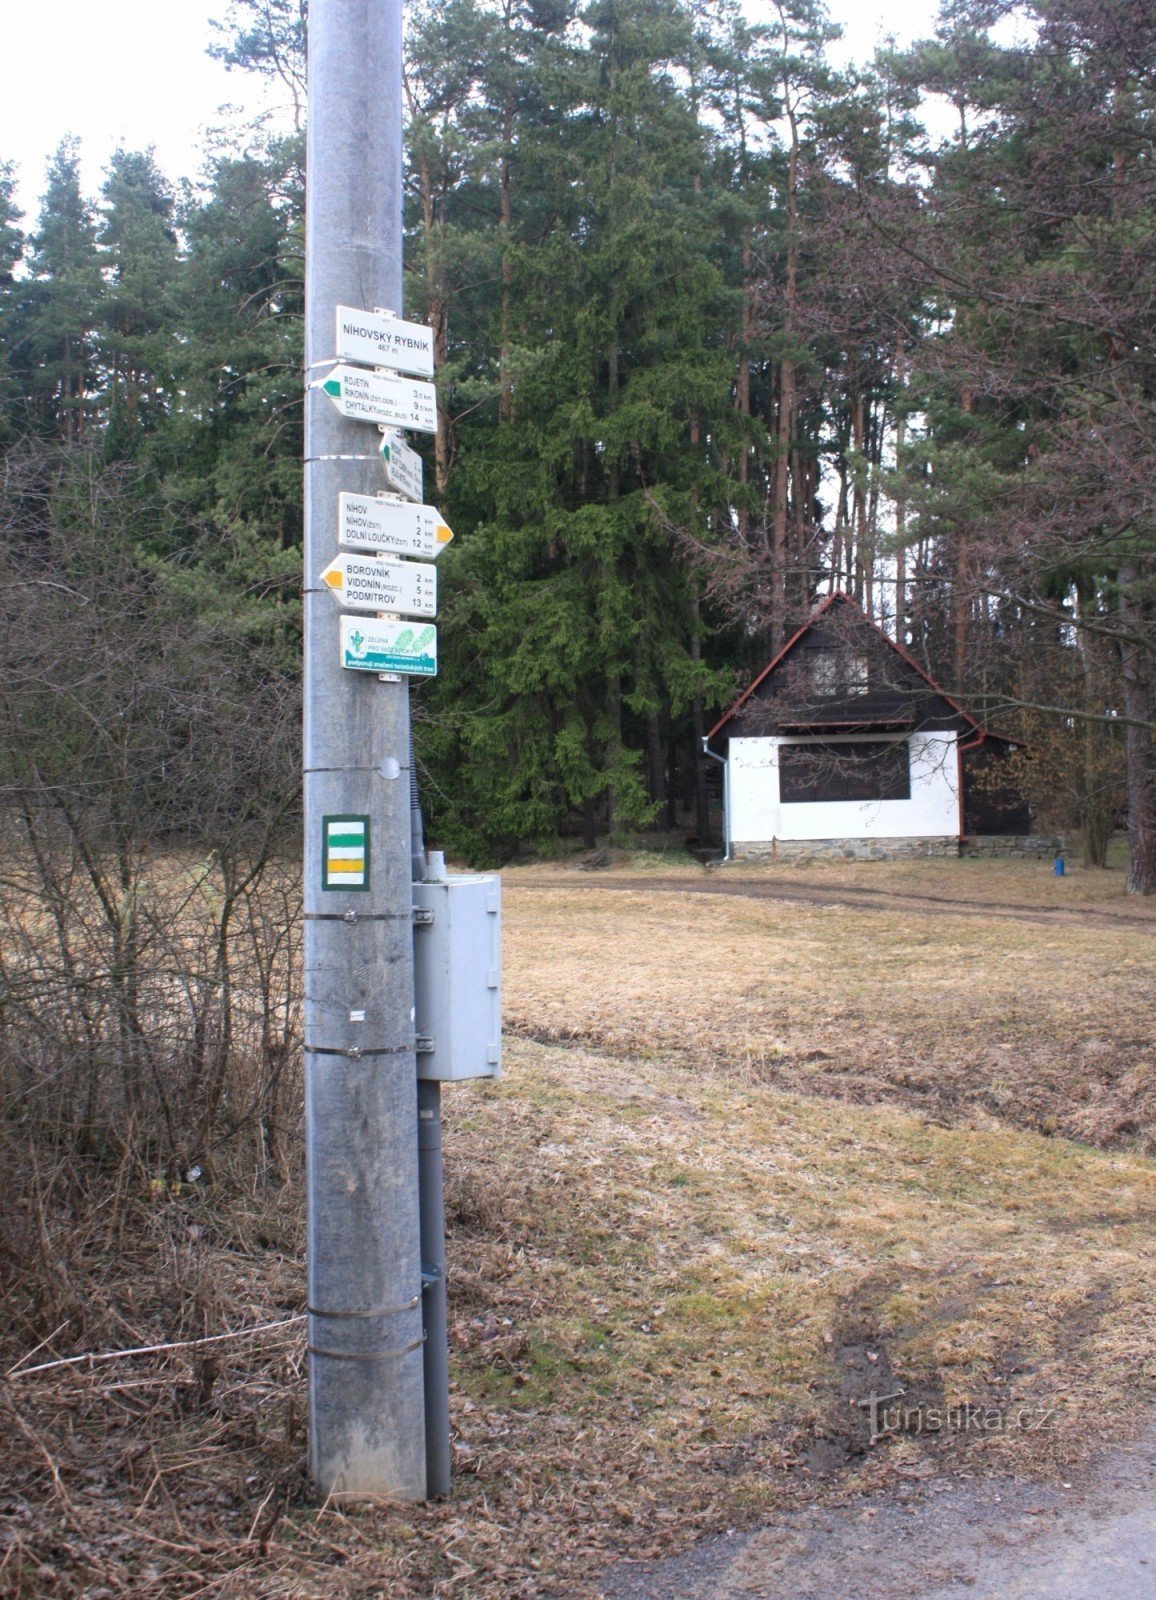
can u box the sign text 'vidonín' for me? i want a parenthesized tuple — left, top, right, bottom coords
(321, 365, 437, 434)
(340, 615, 438, 677)
(335, 306, 435, 378)
(320, 552, 437, 617)
(338, 493, 453, 560)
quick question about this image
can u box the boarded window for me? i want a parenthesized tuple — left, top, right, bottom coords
(779, 740, 910, 803)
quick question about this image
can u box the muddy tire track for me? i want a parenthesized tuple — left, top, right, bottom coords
(514, 872, 1156, 934)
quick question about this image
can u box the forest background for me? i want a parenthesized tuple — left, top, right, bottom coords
(1, 13, 1153, 1577)
(2, 0, 1153, 882)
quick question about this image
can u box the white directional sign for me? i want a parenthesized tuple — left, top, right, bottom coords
(380, 431, 424, 502)
(338, 493, 454, 560)
(335, 306, 435, 378)
(321, 365, 437, 434)
(320, 553, 437, 618)
(340, 616, 437, 677)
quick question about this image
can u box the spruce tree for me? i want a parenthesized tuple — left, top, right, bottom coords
(420, 0, 738, 856)
(0, 161, 27, 442)
(24, 140, 102, 443)
(97, 149, 181, 454)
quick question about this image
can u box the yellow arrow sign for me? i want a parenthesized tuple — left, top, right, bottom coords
(337, 493, 454, 560)
(319, 553, 437, 617)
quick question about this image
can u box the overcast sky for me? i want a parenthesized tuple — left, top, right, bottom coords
(0, 0, 945, 219)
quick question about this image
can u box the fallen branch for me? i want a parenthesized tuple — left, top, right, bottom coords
(5, 1315, 306, 1380)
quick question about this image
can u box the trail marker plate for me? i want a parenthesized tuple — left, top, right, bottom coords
(320, 553, 437, 618)
(321, 365, 437, 433)
(338, 493, 453, 559)
(322, 814, 370, 891)
(380, 431, 424, 501)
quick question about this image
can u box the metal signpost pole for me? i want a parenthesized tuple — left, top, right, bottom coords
(303, 0, 426, 1500)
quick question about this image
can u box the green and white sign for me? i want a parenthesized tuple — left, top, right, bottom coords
(340, 616, 438, 677)
(380, 431, 424, 502)
(322, 814, 370, 891)
(321, 365, 437, 434)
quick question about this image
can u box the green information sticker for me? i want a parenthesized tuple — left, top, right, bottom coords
(322, 814, 370, 891)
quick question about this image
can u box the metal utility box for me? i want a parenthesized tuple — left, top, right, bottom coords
(413, 874, 501, 1082)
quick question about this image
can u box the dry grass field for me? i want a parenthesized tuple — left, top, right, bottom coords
(501, 852, 1156, 1152)
(2, 853, 1154, 1598)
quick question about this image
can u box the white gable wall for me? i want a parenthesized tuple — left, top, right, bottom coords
(728, 731, 960, 846)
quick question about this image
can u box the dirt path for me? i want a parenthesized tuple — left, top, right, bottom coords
(603, 1418, 1156, 1600)
(517, 871, 1156, 934)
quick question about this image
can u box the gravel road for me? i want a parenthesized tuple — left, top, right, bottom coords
(602, 1419, 1156, 1600)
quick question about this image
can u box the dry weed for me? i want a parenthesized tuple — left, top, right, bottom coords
(500, 866, 1156, 1152)
(1, 858, 1153, 1597)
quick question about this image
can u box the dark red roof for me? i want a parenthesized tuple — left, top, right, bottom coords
(707, 592, 991, 743)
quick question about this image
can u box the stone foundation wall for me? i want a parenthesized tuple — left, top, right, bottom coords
(732, 834, 1061, 863)
(962, 834, 1062, 858)
(734, 836, 962, 863)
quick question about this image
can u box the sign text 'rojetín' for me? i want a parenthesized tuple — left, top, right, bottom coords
(321, 365, 437, 434)
(338, 493, 454, 560)
(335, 306, 435, 378)
(340, 616, 438, 677)
(380, 431, 423, 502)
(320, 553, 437, 618)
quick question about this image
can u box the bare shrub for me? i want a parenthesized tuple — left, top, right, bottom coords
(0, 444, 304, 1354)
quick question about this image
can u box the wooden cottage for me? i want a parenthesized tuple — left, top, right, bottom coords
(705, 594, 1044, 861)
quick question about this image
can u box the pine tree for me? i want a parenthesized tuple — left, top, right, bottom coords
(894, 0, 1156, 889)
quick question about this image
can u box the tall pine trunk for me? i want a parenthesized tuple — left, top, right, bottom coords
(894, 386, 907, 643)
(499, 90, 514, 426)
(415, 149, 451, 494)
(1120, 567, 1156, 894)
(771, 98, 800, 650)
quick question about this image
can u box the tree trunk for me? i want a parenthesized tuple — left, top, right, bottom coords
(894, 390, 907, 643)
(416, 149, 451, 494)
(646, 712, 666, 818)
(736, 233, 753, 547)
(582, 797, 598, 851)
(772, 360, 791, 648)
(499, 90, 514, 426)
(771, 96, 800, 650)
(606, 675, 622, 839)
(1119, 568, 1156, 893)
(851, 389, 867, 609)
(953, 385, 974, 689)
(690, 593, 710, 843)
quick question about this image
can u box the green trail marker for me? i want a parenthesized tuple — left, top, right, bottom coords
(321, 814, 370, 890)
(379, 431, 424, 502)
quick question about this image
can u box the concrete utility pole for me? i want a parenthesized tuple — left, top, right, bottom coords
(303, 0, 426, 1501)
